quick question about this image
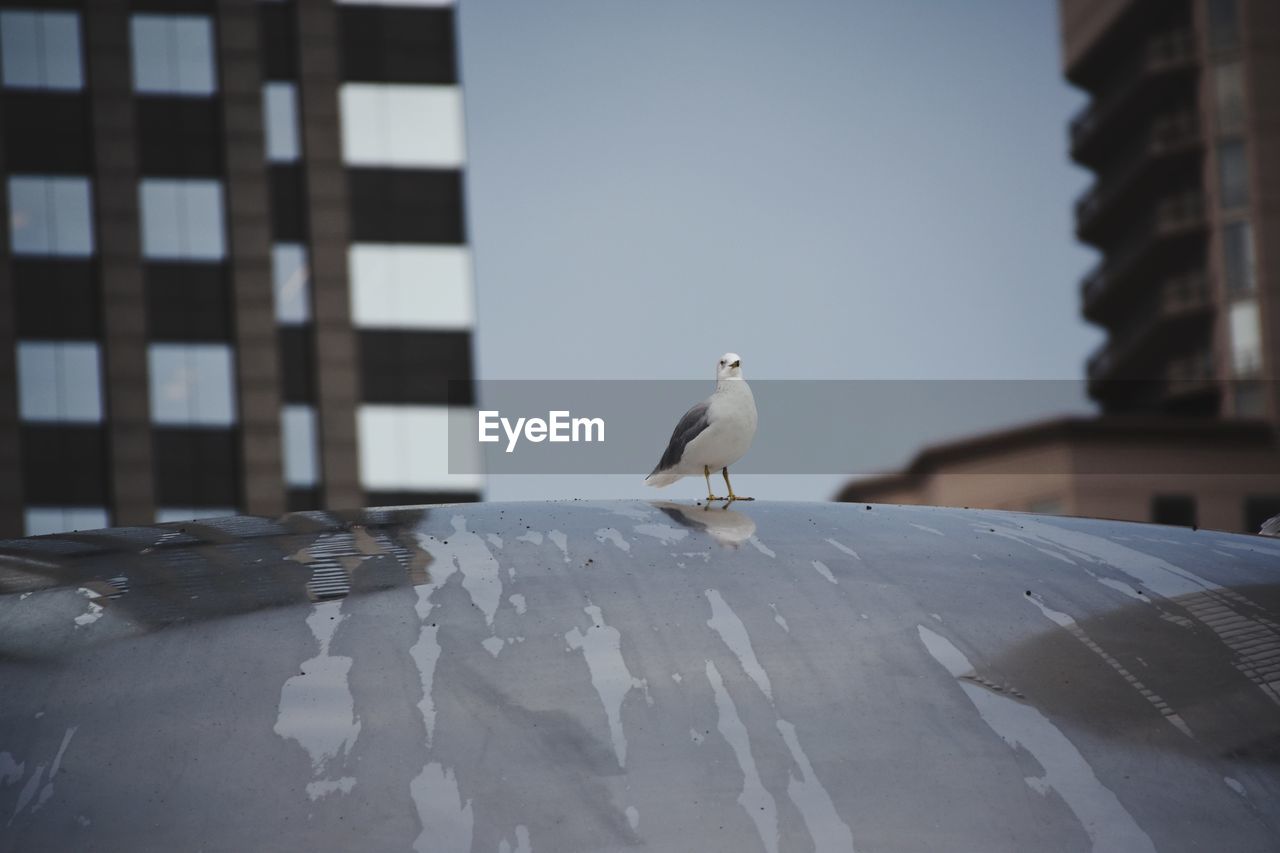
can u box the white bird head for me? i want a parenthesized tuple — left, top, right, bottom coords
(716, 352, 744, 381)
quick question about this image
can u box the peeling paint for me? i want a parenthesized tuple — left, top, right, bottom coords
(427, 516, 503, 628)
(30, 727, 76, 814)
(411, 762, 473, 853)
(705, 660, 778, 853)
(306, 777, 355, 799)
(811, 560, 837, 584)
(499, 825, 532, 853)
(826, 538, 860, 560)
(73, 588, 104, 627)
(594, 528, 630, 552)
(565, 603, 648, 768)
(986, 518, 1280, 706)
(0, 753, 21, 786)
(706, 589, 773, 702)
(777, 720, 857, 853)
(548, 530, 570, 563)
(917, 625, 1156, 853)
(274, 601, 361, 798)
(9, 764, 44, 825)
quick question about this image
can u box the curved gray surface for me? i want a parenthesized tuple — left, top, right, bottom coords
(2, 500, 1279, 852)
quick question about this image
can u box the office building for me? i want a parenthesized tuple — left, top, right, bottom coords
(0, 1, 480, 538)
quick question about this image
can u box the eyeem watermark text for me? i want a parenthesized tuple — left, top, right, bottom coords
(478, 410, 605, 453)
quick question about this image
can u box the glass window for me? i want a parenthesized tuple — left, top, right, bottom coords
(7, 175, 94, 257)
(272, 243, 311, 324)
(1217, 141, 1248, 210)
(1207, 0, 1239, 55)
(0, 10, 82, 90)
(24, 507, 109, 536)
(263, 82, 300, 162)
(1245, 496, 1280, 533)
(339, 84, 465, 168)
(282, 405, 319, 487)
(1026, 497, 1063, 516)
(156, 508, 236, 523)
(131, 14, 216, 96)
(1233, 382, 1264, 418)
(349, 244, 473, 329)
(1213, 62, 1244, 132)
(17, 341, 103, 423)
(148, 343, 237, 426)
(1229, 300, 1262, 377)
(1223, 221, 1256, 295)
(139, 179, 226, 261)
(1151, 495, 1196, 528)
(357, 405, 483, 492)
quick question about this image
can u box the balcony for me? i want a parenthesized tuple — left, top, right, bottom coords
(1080, 191, 1207, 322)
(1074, 112, 1202, 246)
(1164, 348, 1218, 403)
(1086, 270, 1212, 385)
(1069, 30, 1198, 166)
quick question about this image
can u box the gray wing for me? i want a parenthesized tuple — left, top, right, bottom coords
(1261, 513, 1280, 537)
(650, 401, 711, 475)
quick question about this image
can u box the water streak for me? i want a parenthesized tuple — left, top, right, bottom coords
(811, 560, 837, 584)
(826, 539, 860, 559)
(917, 625, 1156, 853)
(411, 762, 473, 853)
(705, 589, 773, 701)
(705, 661, 778, 853)
(565, 603, 648, 768)
(595, 528, 630, 552)
(777, 721, 857, 852)
(1025, 594, 1190, 737)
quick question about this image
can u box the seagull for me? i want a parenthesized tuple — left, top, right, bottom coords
(644, 353, 757, 502)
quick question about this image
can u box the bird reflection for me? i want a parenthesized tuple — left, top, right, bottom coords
(650, 500, 756, 548)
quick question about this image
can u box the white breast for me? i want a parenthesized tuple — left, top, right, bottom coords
(681, 380, 757, 473)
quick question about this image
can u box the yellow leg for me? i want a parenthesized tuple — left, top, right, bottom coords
(723, 468, 753, 502)
(704, 465, 727, 503)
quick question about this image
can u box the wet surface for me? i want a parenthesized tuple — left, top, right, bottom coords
(2, 500, 1280, 851)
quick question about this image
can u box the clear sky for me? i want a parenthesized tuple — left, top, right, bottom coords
(456, 0, 1101, 501)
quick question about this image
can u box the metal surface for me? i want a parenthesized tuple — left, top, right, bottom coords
(2, 500, 1279, 852)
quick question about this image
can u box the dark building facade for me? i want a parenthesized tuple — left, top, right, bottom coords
(1063, 0, 1280, 421)
(838, 0, 1280, 531)
(0, 0, 480, 538)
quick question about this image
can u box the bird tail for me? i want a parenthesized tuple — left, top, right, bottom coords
(644, 469, 682, 488)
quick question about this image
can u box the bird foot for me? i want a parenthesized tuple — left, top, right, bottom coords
(704, 495, 729, 504)
(727, 495, 754, 502)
